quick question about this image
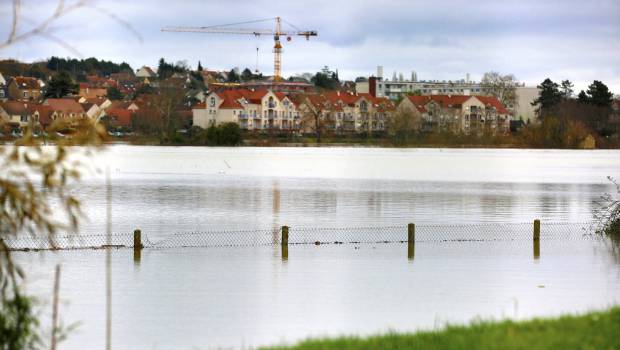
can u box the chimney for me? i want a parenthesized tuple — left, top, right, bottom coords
(369, 76, 377, 97)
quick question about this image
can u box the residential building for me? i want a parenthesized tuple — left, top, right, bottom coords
(399, 94, 511, 134)
(193, 88, 301, 131)
(193, 88, 394, 134)
(43, 98, 86, 120)
(357, 67, 485, 100)
(79, 84, 108, 99)
(316, 91, 395, 133)
(136, 66, 157, 79)
(0, 101, 52, 129)
(0, 101, 33, 128)
(7, 76, 42, 101)
(514, 86, 540, 123)
(104, 108, 135, 129)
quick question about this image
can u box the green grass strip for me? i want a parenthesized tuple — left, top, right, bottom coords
(261, 307, 620, 350)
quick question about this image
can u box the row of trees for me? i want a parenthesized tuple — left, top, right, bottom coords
(533, 78, 615, 136)
(47, 56, 133, 78)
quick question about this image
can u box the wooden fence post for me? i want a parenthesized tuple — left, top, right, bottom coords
(533, 219, 540, 259)
(281, 226, 289, 246)
(134, 229, 142, 262)
(408, 223, 415, 260)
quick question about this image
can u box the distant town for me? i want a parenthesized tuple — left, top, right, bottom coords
(0, 57, 618, 148)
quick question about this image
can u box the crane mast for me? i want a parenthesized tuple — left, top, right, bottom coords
(162, 17, 317, 82)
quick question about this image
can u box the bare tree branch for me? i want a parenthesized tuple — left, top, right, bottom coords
(0, 0, 142, 55)
(7, 0, 21, 44)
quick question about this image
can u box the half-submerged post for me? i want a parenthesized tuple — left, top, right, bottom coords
(281, 226, 289, 246)
(134, 229, 142, 262)
(408, 223, 415, 260)
(533, 219, 540, 259)
(281, 226, 289, 261)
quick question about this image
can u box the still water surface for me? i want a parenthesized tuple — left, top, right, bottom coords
(14, 146, 620, 349)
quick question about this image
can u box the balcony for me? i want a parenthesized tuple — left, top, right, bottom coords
(238, 113, 249, 119)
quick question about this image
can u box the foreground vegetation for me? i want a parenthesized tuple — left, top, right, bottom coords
(262, 307, 620, 350)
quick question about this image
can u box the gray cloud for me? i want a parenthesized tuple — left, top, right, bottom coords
(0, 0, 619, 92)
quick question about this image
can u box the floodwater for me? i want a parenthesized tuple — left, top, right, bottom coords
(13, 146, 620, 349)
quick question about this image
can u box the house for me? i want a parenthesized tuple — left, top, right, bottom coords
(104, 108, 135, 128)
(0, 72, 6, 86)
(0, 101, 53, 129)
(0, 100, 32, 128)
(136, 66, 157, 79)
(193, 88, 301, 131)
(399, 95, 511, 134)
(7, 76, 42, 101)
(43, 98, 86, 120)
(79, 83, 108, 99)
(28, 104, 53, 129)
(320, 91, 394, 133)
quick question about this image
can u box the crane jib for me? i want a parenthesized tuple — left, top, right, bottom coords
(161, 17, 317, 81)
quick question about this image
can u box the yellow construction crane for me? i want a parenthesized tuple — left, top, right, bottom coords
(162, 17, 317, 81)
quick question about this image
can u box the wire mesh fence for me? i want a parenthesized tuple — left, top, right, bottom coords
(1, 222, 601, 252)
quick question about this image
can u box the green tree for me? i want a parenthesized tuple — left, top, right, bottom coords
(532, 78, 562, 119)
(560, 80, 574, 99)
(241, 68, 253, 82)
(311, 72, 339, 90)
(44, 71, 79, 98)
(579, 80, 613, 108)
(217, 122, 242, 145)
(227, 69, 240, 83)
(197, 61, 203, 72)
(106, 86, 124, 100)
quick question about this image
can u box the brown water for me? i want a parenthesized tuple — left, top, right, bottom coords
(13, 146, 620, 349)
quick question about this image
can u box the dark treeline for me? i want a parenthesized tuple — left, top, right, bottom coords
(0, 57, 133, 81)
(47, 56, 133, 78)
(526, 78, 618, 148)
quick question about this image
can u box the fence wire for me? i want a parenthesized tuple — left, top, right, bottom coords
(1, 222, 600, 251)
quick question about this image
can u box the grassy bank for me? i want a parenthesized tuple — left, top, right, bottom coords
(261, 307, 620, 350)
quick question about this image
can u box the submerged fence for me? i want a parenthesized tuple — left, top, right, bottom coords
(1, 221, 599, 252)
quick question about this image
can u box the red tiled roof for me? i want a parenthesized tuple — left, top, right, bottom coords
(428, 95, 471, 107)
(28, 104, 53, 125)
(474, 96, 509, 114)
(45, 98, 85, 114)
(220, 97, 243, 109)
(106, 108, 134, 127)
(192, 102, 206, 109)
(84, 97, 109, 106)
(0, 100, 29, 115)
(13, 76, 40, 90)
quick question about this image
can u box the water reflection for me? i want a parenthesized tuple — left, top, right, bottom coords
(71, 178, 607, 239)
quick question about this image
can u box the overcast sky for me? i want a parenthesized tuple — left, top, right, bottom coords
(1, 0, 619, 93)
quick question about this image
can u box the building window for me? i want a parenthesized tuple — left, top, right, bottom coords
(23, 91, 29, 98)
(360, 101, 368, 112)
(209, 97, 216, 107)
(20, 115, 28, 122)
